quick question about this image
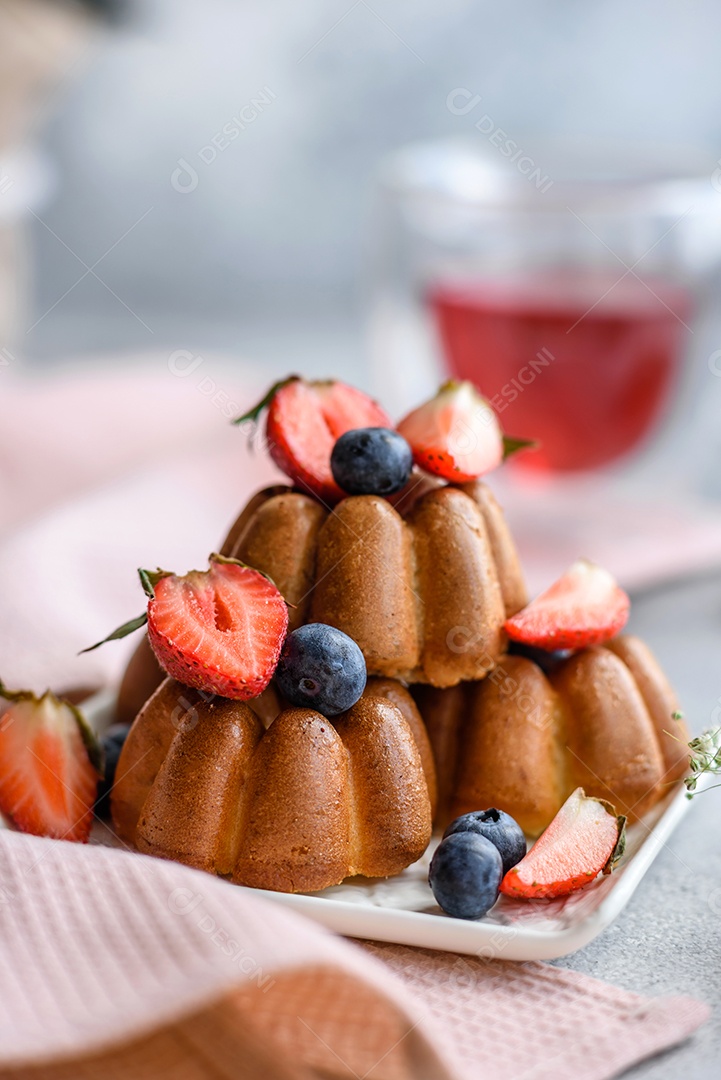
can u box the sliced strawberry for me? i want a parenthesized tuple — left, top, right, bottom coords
(397, 380, 504, 482)
(234, 376, 392, 504)
(145, 556, 288, 699)
(0, 683, 102, 842)
(504, 559, 629, 651)
(500, 787, 626, 899)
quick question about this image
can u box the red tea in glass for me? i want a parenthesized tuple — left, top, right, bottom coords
(430, 273, 692, 472)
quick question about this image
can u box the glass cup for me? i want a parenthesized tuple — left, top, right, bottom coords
(367, 137, 721, 472)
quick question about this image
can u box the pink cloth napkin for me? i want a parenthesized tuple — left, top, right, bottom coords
(0, 360, 279, 692)
(0, 364, 712, 1077)
(0, 830, 709, 1079)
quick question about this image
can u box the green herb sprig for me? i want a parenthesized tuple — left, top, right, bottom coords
(685, 725, 721, 797)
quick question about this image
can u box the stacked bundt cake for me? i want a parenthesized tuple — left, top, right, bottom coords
(110, 375, 690, 893)
(414, 635, 689, 835)
(113, 677, 434, 892)
(221, 479, 526, 687)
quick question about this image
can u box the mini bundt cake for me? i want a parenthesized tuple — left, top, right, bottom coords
(112, 677, 434, 893)
(413, 635, 689, 835)
(220, 477, 526, 687)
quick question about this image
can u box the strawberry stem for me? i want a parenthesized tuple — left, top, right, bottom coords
(231, 375, 300, 426)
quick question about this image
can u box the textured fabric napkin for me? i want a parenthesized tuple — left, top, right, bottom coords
(0, 830, 710, 1080)
(0, 362, 712, 1077)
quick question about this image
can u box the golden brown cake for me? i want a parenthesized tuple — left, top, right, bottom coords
(112, 677, 433, 893)
(220, 478, 526, 687)
(413, 635, 689, 835)
(363, 676, 438, 820)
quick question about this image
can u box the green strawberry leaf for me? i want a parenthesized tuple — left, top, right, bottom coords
(231, 375, 300, 426)
(0, 678, 76, 712)
(70, 702, 105, 776)
(604, 816, 627, 872)
(503, 434, 538, 460)
(0, 679, 39, 706)
(79, 566, 172, 653)
(79, 612, 148, 654)
(138, 567, 174, 599)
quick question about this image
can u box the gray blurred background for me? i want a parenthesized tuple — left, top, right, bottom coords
(7, 0, 721, 378)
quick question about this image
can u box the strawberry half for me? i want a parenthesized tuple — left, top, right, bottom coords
(0, 682, 102, 842)
(397, 380, 505, 482)
(504, 559, 630, 651)
(234, 376, 392, 504)
(500, 787, 626, 900)
(84, 556, 289, 700)
(147, 558, 288, 698)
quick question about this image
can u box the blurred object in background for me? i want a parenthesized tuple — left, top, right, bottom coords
(0, 0, 122, 349)
(368, 135, 721, 591)
(2, 0, 720, 567)
(370, 137, 721, 473)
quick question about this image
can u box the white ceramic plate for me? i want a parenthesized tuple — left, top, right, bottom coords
(82, 692, 702, 962)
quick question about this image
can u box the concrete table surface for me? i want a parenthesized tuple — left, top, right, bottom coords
(553, 569, 721, 1078)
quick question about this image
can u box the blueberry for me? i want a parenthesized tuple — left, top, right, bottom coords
(507, 641, 573, 673)
(94, 723, 131, 816)
(330, 427, 413, 497)
(428, 832, 503, 919)
(275, 623, 367, 717)
(443, 808, 526, 875)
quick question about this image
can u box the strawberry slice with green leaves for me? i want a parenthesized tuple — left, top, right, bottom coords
(233, 376, 392, 504)
(500, 787, 626, 899)
(397, 380, 534, 483)
(83, 555, 289, 701)
(0, 682, 102, 842)
(504, 559, 630, 651)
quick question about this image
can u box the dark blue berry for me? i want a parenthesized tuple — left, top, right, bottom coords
(507, 641, 573, 672)
(275, 623, 367, 717)
(94, 723, 131, 816)
(330, 427, 413, 496)
(443, 808, 526, 875)
(428, 832, 503, 919)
